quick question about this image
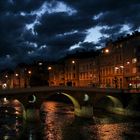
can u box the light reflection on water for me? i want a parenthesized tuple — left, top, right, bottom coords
(40, 101, 140, 140)
(0, 99, 24, 140)
(0, 100, 140, 140)
(40, 102, 75, 140)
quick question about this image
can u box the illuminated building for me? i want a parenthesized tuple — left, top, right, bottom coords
(98, 31, 140, 88)
(48, 63, 65, 86)
(47, 31, 140, 89)
(64, 58, 79, 86)
(0, 32, 139, 89)
(79, 57, 98, 87)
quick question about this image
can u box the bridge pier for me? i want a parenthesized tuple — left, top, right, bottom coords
(25, 103, 40, 122)
(74, 106, 93, 118)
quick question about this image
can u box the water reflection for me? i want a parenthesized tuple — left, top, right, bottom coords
(40, 102, 74, 140)
(40, 101, 140, 140)
(1, 99, 140, 140)
(0, 98, 24, 140)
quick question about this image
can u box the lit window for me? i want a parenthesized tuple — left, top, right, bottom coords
(115, 67, 119, 70)
(132, 67, 137, 73)
(120, 66, 124, 69)
(2, 83, 7, 89)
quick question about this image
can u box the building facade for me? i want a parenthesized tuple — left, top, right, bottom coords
(1, 32, 140, 89)
(99, 31, 140, 88)
(48, 32, 140, 89)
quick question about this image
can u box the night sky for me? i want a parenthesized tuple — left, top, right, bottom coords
(0, 0, 140, 70)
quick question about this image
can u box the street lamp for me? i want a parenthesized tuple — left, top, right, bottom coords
(15, 73, 20, 88)
(15, 73, 19, 77)
(72, 60, 75, 64)
(104, 48, 110, 54)
(28, 70, 32, 75)
(27, 70, 32, 87)
(48, 66, 52, 70)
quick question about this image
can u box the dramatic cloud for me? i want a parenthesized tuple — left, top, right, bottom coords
(0, 0, 140, 70)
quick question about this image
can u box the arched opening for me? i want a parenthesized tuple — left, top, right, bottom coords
(61, 92, 81, 114)
(95, 95, 123, 110)
(40, 92, 80, 117)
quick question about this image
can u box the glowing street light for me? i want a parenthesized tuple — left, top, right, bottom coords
(38, 62, 43, 66)
(127, 61, 130, 65)
(104, 49, 110, 53)
(120, 65, 124, 69)
(2, 83, 7, 89)
(15, 73, 19, 77)
(28, 70, 32, 74)
(48, 66, 52, 70)
(72, 60, 75, 64)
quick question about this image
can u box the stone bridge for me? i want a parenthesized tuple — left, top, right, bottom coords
(0, 86, 140, 119)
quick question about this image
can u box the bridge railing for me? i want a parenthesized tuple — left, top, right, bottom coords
(0, 86, 140, 95)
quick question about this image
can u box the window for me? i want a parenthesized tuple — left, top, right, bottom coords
(132, 67, 137, 73)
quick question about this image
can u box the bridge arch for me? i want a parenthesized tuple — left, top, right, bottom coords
(40, 92, 80, 115)
(95, 95, 123, 110)
(40, 92, 93, 118)
(60, 92, 81, 115)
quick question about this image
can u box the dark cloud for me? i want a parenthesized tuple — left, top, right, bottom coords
(79, 42, 100, 50)
(35, 12, 95, 36)
(0, 0, 140, 70)
(0, 0, 46, 13)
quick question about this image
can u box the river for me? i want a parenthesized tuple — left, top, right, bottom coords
(0, 100, 140, 140)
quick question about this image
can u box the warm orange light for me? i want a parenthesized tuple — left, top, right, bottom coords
(120, 65, 124, 69)
(28, 70, 32, 74)
(105, 49, 109, 53)
(127, 61, 130, 64)
(15, 73, 19, 77)
(72, 60, 75, 64)
(48, 66, 52, 70)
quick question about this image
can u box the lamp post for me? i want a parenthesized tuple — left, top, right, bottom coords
(15, 73, 20, 88)
(28, 70, 32, 87)
(71, 60, 76, 86)
(48, 66, 53, 86)
(99, 48, 110, 88)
